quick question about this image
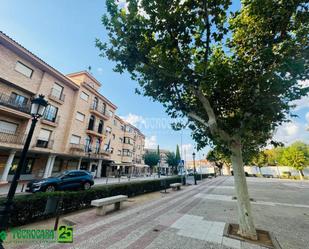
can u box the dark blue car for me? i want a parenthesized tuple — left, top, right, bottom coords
(26, 170, 94, 193)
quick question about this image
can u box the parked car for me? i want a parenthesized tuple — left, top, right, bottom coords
(26, 170, 94, 193)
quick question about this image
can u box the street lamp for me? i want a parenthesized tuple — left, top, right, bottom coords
(192, 152, 197, 185)
(0, 95, 48, 232)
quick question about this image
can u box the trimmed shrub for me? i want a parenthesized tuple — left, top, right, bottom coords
(0, 177, 180, 227)
(195, 174, 214, 180)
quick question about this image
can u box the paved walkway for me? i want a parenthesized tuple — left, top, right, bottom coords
(5, 176, 309, 249)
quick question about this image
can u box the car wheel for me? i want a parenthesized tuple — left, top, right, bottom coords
(83, 182, 91, 190)
(45, 185, 56, 192)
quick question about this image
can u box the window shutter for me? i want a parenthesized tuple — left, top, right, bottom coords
(38, 129, 51, 141)
(0, 121, 18, 134)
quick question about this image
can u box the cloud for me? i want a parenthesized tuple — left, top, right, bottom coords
(145, 135, 157, 149)
(120, 113, 146, 127)
(306, 112, 309, 123)
(292, 80, 309, 111)
(283, 123, 299, 136)
(274, 121, 309, 145)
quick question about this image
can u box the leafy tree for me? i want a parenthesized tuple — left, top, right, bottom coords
(144, 152, 160, 174)
(249, 151, 268, 174)
(280, 142, 309, 180)
(166, 151, 178, 174)
(97, 0, 308, 239)
(207, 148, 231, 175)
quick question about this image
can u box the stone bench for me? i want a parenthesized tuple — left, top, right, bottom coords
(170, 183, 182, 191)
(91, 195, 128, 216)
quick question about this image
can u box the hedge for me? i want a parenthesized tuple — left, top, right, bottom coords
(0, 176, 181, 227)
(195, 174, 215, 180)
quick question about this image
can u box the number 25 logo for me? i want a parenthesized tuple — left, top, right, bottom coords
(58, 225, 73, 243)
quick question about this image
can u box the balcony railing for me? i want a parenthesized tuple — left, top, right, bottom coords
(48, 88, 65, 102)
(90, 103, 109, 118)
(69, 143, 111, 158)
(0, 93, 31, 114)
(0, 131, 26, 145)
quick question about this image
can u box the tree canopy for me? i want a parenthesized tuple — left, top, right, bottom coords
(144, 151, 160, 168)
(97, 0, 308, 240)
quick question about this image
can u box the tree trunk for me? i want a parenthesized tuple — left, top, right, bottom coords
(299, 170, 304, 180)
(230, 141, 257, 240)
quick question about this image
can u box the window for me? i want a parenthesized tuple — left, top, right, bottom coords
(125, 126, 132, 133)
(76, 112, 85, 122)
(95, 138, 101, 153)
(9, 158, 34, 174)
(88, 115, 95, 130)
(121, 125, 125, 131)
(92, 97, 98, 110)
(109, 110, 114, 117)
(113, 119, 117, 126)
(10, 92, 29, 107)
(111, 147, 114, 154)
(15, 61, 33, 78)
(43, 105, 58, 122)
(103, 103, 106, 114)
(112, 134, 115, 140)
(80, 91, 89, 101)
(124, 137, 132, 144)
(122, 149, 132, 157)
(0, 121, 18, 134)
(37, 129, 51, 148)
(51, 83, 64, 100)
(105, 126, 112, 134)
(98, 120, 104, 134)
(118, 150, 122, 156)
(70, 135, 81, 144)
(85, 136, 92, 152)
(119, 137, 123, 143)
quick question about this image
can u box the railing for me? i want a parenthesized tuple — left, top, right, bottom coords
(0, 131, 26, 145)
(49, 88, 65, 102)
(35, 138, 54, 149)
(70, 143, 86, 152)
(42, 115, 60, 125)
(69, 143, 111, 158)
(0, 93, 31, 113)
(90, 103, 109, 117)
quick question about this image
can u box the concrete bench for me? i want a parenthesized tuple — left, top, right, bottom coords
(170, 183, 181, 191)
(91, 195, 128, 216)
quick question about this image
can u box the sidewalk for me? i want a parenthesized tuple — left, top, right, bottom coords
(4, 176, 309, 248)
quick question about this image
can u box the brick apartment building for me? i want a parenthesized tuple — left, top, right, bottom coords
(0, 31, 146, 182)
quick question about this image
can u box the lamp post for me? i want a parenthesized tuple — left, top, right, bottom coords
(192, 152, 197, 185)
(0, 95, 48, 233)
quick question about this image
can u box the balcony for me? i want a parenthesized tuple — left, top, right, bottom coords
(70, 143, 86, 153)
(48, 88, 65, 104)
(0, 131, 26, 147)
(34, 138, 54, 149)
(89, 104, 110, 120)
(69, 143, 111, 159)
(41, 115, 60, 127)
(0, 93, 31, 116)
(86, 128, 104, 138)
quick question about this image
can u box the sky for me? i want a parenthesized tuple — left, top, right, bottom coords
(1, 0, 308, 161)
